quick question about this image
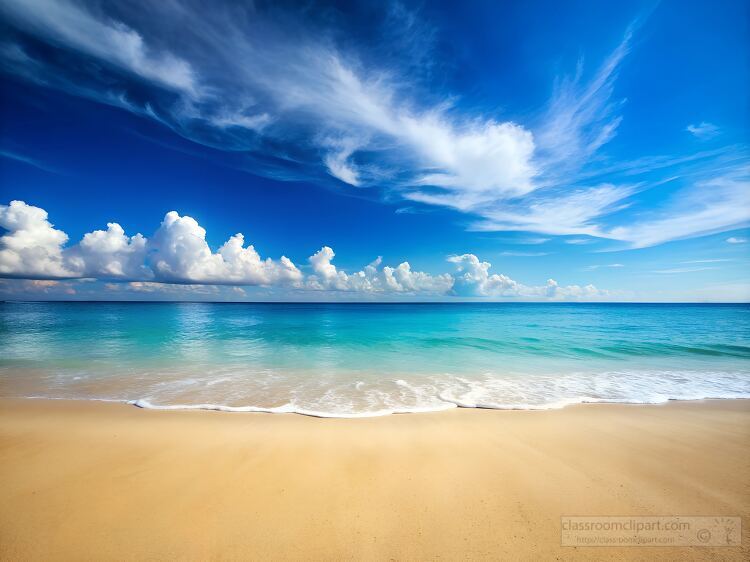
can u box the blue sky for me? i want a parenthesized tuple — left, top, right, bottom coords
(0, 0, 748, 301)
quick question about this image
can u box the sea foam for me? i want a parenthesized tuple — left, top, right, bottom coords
(115, 369, 750, 418)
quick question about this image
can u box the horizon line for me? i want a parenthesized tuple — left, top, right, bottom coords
(2, 300, 748, 305)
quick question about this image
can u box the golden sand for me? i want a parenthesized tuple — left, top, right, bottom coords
(0, 398, 747, 560)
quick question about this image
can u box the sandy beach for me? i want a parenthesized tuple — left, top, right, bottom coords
(0, 398, 747, 561)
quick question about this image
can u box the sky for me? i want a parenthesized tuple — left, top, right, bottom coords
(0, 0, 748, 302)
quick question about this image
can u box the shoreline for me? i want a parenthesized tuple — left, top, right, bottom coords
(6, 393, 750, 418)
(1, 397, 748, 560)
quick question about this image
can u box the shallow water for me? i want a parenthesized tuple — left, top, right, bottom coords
(1, 302, 748, 417)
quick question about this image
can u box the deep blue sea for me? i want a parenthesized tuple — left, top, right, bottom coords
(1, 302, 748, 417)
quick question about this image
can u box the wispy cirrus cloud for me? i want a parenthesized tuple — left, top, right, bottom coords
(564, 238, 596, 245)
(0, 0, 747, 251)
(0, 149, 59, 173)
(0, 0, 197, 94)
(500, 251, 549, 257)
(1, 0, 542, 200)
(686, 122, 720, 140)
(653, 266, 716, 274)
(534, 29, 630, 180)
(470, 183, 636, 237)
(585, 263, 624, 271)
(605, 166, 750, 248)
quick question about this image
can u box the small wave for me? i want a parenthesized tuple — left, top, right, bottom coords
(128, 393, 750, 418)
(13, 368, 750, 418)
(16, 391, 750, 418)
(129, 398, 457, 418)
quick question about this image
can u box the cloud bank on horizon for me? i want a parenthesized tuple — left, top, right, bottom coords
(0, 200, 608, 300)
(0, 0, 748, 251)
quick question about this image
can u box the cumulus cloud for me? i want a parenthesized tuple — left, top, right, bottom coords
(304, 250, 606, 299)
(543, 279, 607, 300)
(726, 236, 747, 244)
(0, 200, 73, 278)
(446, 254, 607, 300)
(0, 201, 610, 300)
(404, 119, 537, 209)
(306, 247, 452, 294)
(66, 223, 150, 280)
(447, 254, 517, 297)
(0, 201, 302, 286)
(149, 212, 302, 285)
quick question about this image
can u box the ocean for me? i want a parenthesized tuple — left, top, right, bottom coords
(1, 302, 748, 417)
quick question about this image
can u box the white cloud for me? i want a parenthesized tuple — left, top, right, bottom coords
(500, 251, 548, 257)
(447, 254, 514, 297)
(0, 0, 197, 95)
(0, 201, 302, 286)
(2, 4, 746, 250)
(686, 122, 720, 140)
(0, 149, 59, 173)
(0, 200, 74, 278)
(404, 119, 537, 209)
(258, 48, 539, 201)
(0, 2, 540, 213)
(0, 200, 622, 300)
(653, 266, 715, 274)
(209, 111, 272, 132)
(564, 238, 596, 245)
(446, 253, 607, 300)
(471, 183, 634, 236)
(148, 211, 302, 285)
(322, 138, 362, 186)
(726, 237, 747, 244)
(0, 201, 619, 300)
(306, 247, 452, 294)
(382, 261, 452, 293)
(307, 246, 345, 289)
(534, 31, 630, 177)
(585, 263, 624, 270)
(543, 279, 607, 300)
(66, 223, 150, 280)
(605, 167, 750, 248)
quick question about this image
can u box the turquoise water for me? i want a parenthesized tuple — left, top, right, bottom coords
(1, 302, 749, 416)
